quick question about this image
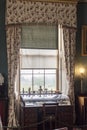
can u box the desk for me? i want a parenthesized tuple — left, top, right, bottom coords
(20, 103, 73, 130)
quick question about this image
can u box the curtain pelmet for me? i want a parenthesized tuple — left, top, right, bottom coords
(6, 0, 77, 27)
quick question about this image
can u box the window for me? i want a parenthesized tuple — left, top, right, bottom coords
(20, 49, 58, 93)
(20, 68, 56, 92)
(19, 24, 69, 95)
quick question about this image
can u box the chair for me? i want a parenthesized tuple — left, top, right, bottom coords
(42, 102, 58, 130)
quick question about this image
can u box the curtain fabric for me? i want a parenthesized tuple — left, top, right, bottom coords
(6, 26, 21, 130)
(58, 25, 69, 95)
(5, 0, 77, 27)
(63, 27, 76, 104)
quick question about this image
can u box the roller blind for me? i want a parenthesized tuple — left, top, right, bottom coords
(20, 49, 58, 69)
(21, 25, 58, 49)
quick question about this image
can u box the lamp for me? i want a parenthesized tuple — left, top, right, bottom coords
(79, 67, 85, 93)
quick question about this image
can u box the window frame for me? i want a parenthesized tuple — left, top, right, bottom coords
(20, 68, 57, 92)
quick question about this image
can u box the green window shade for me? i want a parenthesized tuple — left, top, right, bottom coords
(21, 25, 58, 49)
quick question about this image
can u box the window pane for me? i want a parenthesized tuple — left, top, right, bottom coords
(45, 74, 56, 91)
(33, 74, 44, 91)
(33, 69, 44, 74)
(21, 69, 32, 74)
(20, 70, 32, 92)
(45, 69, 56, 73)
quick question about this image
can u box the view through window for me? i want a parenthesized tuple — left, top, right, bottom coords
(20, 49, 58, 93)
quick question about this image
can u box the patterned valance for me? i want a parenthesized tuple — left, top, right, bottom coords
(18, 0, 78, 3)
(6, 0, 77, 27)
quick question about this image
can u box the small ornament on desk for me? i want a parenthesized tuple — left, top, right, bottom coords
(39, 86, 43, 97)
(0, 73, 4, 86)
(55, 89, 62, 94)
(51, 89, 53, 95)
(22, 88, 24, 95)
(28, 87, 31, 96)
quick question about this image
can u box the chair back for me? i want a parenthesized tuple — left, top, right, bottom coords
(43, 102, 59, 130)
(43, 102, 58, 118)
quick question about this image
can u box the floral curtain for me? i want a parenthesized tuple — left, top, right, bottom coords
(5, 0, 77, 128)
(6, 26, 21, 130)
(63, 27, 76, 104)
(63, 27, 76, 122)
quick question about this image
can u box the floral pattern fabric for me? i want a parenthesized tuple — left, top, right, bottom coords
(6, 0, 77, 27)
(6, 26, 21, 129)
(63, 27, 76, 104)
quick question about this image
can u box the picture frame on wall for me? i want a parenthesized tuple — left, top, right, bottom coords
(82, 25, 87, 56)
